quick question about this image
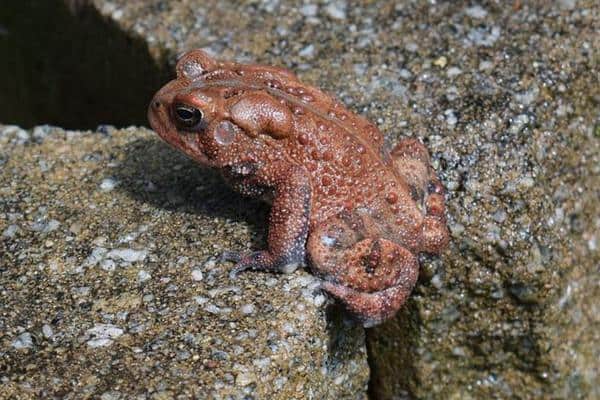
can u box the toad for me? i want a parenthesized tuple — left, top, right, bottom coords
(148, 50, 449, 326)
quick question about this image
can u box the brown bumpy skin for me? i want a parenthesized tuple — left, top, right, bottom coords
(148, 49, 449, 327)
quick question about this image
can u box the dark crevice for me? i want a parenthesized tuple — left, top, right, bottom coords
(366, 300, 420, 400)
(0, 0, 170, 129)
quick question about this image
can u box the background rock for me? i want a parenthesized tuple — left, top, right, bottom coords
(1, 0, 598, 399)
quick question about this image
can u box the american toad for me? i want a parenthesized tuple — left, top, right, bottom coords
(148, 50, 449, 327)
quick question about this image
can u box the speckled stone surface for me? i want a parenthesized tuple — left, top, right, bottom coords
(2, 0, 599, 399)
(83, 0, 599, 399)
(0, 125, 369, 399)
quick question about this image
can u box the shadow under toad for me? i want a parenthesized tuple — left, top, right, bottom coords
(112, 137, 269, 250)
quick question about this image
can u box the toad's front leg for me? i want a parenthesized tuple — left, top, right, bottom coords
(225, 162, 312, 278)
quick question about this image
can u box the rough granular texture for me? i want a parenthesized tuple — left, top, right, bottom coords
(1, 0, 598, 398)
(0, 126, 369, 399)
(91, 0, 597, 397)
(359, 2, 600, 399)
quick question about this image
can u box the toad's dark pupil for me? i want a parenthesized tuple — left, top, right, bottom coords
(174, 105, 202, 126)
(177, 108, 193, 120)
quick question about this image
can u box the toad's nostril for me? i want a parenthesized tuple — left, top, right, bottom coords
(153, 101, 161, 108)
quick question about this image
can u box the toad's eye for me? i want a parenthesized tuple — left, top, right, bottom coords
(173, 104, 203, 128)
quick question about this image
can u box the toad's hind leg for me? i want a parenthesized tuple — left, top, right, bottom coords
(307, 216, 419, 327)
(390, 138, 449, 254)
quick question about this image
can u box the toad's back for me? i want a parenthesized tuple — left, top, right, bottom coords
(178, 55, 420, 229)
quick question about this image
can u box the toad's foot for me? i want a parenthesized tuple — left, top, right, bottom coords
(320, 267, 417, 328)
(222, 250, 305, 279)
